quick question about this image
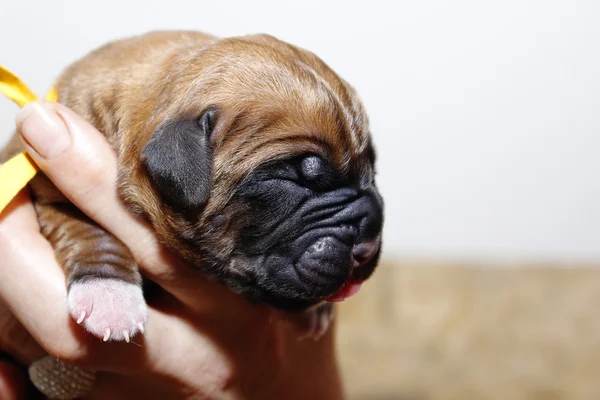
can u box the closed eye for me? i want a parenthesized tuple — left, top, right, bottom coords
(295, 154, 339, 191)
(258, 154, 341, 191)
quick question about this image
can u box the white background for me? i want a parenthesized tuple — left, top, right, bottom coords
(1, 0, 599, 264)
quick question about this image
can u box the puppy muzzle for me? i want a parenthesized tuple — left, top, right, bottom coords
(255, 189, 383, 310)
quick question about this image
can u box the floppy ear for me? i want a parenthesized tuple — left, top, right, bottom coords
(142, 108, 217, 211)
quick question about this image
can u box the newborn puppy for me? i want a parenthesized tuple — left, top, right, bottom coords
(2, 31, 384, 341)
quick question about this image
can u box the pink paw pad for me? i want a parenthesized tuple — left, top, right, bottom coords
(68, 279, 148, 342)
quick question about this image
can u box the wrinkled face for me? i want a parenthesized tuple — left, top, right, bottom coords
(226, 153, 383, 311)
(137, 35, 384, 312)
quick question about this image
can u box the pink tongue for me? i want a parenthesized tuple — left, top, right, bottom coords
(325, 281, 363, 302)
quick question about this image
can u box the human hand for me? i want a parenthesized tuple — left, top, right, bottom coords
(0, 102, 343, 399)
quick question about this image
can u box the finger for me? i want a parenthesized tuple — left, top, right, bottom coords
(15, 101, 202, 298)
(0, 189, 73, 355)
(0, 189, 170, 374)
(0, 193, 225, 377)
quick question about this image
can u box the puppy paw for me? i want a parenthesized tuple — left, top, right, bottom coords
(68, 279, 147, 342)
(293, 303, 336, 340)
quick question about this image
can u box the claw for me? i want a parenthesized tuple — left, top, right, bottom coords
(76, 312, 86, 324)
(123, 331, 130, 343)
(137, 322, 145, 334)
(103, 328, 111, 342)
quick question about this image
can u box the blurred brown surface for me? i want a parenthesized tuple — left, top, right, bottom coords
(336, 263, 600, 400)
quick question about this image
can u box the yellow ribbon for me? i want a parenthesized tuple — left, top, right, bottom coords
(0, 65, 57, 213)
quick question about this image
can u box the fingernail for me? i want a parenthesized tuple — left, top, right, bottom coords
(16, 102, 70, 159)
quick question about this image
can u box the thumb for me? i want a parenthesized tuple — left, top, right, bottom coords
(15, 101, 186, 292)
(14, 102, 231, 312)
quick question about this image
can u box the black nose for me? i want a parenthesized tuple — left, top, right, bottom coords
(352, 239, 381, 267)
(355, 191, 383, 241)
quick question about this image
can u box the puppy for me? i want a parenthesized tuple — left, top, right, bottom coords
(2, 31, 384, 342)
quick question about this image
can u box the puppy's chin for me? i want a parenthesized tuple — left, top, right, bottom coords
(230, 256, 345, 312)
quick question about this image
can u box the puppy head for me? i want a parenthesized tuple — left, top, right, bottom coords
(126, 34, 384, 312)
